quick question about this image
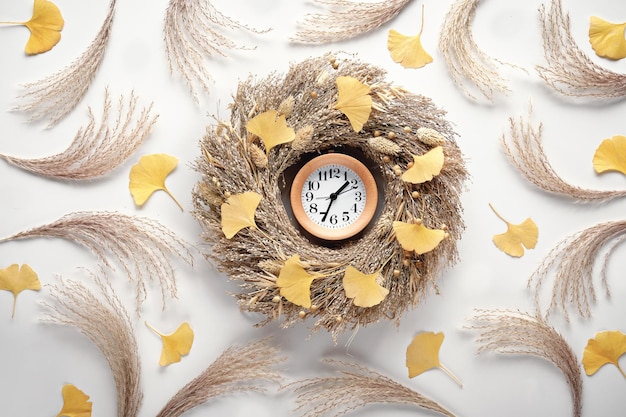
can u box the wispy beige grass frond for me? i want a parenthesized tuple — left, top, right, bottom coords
(291, 0, 412, 44)
(156, 339, 285, 417)
(438, 0, 509, 101)
(469, 309, 582, 417)
(501, 107, 626, 202)
(15, 0, 117, 127)
(536, 0, 626, 99)
(530, 220, 626, 321)
(0, 211, 193, 310)
(1, 90, 156, 180)
(290, 360, 456, 417)
(43, 273, 142, 417)
(164, 0, 267, 101)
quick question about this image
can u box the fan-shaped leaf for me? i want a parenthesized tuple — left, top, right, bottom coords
(246, 110, 295, 156)
(19, 0, 64, 55)
(146, 321, 194, 366)
(490, 204, 538, 257)
(387, 5, 432, 69)
(406, 331, 462, 386)
(393, 220, 445, 254)
(593, 135, 626, 175)
(0, 264, 41, 318)
(334, 76, 372, 132)
(56, 384, 92, 417)
(343, 266, 388, 308)
(401, 146, 444, 184)
(582, 330, 626, 377)
(276, 255, 320, 308)
(129, 154, 182, 209)
(589, 16, 626, 60)
(220, 192, 262, 239)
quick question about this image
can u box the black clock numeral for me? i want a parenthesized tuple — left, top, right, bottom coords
(342, 211, 350, 222)
(307, 180, 320, 190)
(351, 203, 358, 213)
(354, 191, 362, 202)
(350, 179, 358, 188)
(305, 192, 314, 202)
(318, 168, 342, 181)
(329, 214, 338, 225)
(309, 203, 318, 213)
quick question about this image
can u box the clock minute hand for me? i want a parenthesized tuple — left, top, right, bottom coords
(321, 181, 350, 222)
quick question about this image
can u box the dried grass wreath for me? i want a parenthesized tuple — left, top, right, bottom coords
(192, 54, 468, 339)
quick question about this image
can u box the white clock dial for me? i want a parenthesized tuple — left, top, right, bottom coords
(300, 164, 367, 229)
(290, 153, 378, 241)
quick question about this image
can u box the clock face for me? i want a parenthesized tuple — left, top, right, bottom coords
(290, 153, 378, 241)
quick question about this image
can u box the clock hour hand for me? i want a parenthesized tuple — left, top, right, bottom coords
(320, 181, 350, 222)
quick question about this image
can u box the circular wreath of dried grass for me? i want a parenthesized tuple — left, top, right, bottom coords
(192, 54, 468, 339)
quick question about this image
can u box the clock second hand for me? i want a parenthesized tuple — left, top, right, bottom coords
(320, 181, 350, 222)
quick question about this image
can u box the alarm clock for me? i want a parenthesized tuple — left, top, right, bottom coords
(290, 153, 378, 241)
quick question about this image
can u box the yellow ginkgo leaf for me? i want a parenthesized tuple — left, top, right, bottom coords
(220, 191, 262, 239)
(0, 263, 41, 318)
(393, 220, 446, 255)
(276, 254, 320, 308)
(56, 384, 92, 417)
(589, 16, 626, 60)
(406, 331, 462, 387)
(342, 265, 389, 308)
(129, 153, 183, 210)
(246, 110, 296, 156)
(387, 5, 433, 68)
(593, 135, 626, 175)
(401, 146, 444, 184)
(489, 204, 538, 257)
(582, 330, 626, 377)
(334, 76, 373, 132)
(0, 0, 65, 55)
(146, 321, 194, 366)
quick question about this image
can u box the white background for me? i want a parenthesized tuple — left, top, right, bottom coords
(1, 0, 626, 416)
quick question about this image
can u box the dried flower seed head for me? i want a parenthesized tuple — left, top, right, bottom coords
(403, 126, 412, 133)
(412, 191, 420, 199)
(310, 304, 319, 312)
(292, 125, 314, 151)
(382, 155, 391, 163)
(272, 295, 281, 303)
(393, 269, 401, 277)
(374, 130, 382, 137)
(368, 137, 402, 155)
(416, 127, 446, 145)
(278, 95, 295, 117)
(310, 91, 318, 99)
(298, 310, 307, 318)
(316, 70, 331, 85)
(249, 144, 269, 168)
(223, 191, 232, 198)
(387, 131, 396, 140)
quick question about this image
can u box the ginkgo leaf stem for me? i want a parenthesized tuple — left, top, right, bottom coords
(165, 189, 184, 211)
(439, 363, 463, 388)
(418, 4, 426, 37)
(488, 202, 508, 224)
(616, 363, 626, 378)
(145, 321, 164, 337)
(11, 296, 17, 318)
